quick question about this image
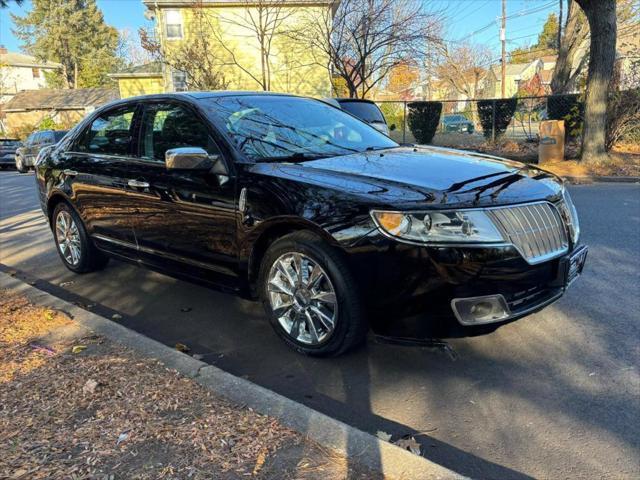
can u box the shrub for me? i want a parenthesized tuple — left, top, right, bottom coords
(407, 101, 442, 144)
(606, 88, 640, 150)
(477, 98, 517, 140)
(547, 94, 584, 139)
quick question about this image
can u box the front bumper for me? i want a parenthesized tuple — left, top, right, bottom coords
(345, 233, 587, 336)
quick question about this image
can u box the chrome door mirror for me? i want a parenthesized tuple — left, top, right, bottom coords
(165, 147, 226, 174)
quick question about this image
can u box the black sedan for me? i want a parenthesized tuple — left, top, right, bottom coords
(35, 92, 587, 356)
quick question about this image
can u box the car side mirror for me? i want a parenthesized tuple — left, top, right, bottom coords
(165, 147, 225, 172)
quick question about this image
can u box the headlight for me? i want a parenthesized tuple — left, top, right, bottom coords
(559, 188, 580, 244)
(371, 209, 505, 244)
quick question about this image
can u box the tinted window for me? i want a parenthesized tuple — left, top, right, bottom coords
(77, 106, 137, 155)
(338, 101, 385, 123)
(27, 132, 40, 145)
(41, 132, 54, 143)
(53, 131, 68, 142)
(204, 96, 397, 161)
(140, 103, 220, 162)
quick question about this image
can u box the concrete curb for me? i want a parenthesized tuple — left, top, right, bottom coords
(0, 272, 466, 480)
(562, 175, 640, 184)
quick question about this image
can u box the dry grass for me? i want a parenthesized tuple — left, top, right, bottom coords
(540, 152, 640, 178)
(0, 291, 381, 480)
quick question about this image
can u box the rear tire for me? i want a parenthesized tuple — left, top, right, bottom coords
(259, 231, 367, 357)
(52, 202, 109, 273)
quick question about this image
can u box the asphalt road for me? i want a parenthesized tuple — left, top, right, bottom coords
(1, 170, 639, 479)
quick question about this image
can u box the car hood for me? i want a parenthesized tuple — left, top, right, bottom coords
(251, 146, 564, 209)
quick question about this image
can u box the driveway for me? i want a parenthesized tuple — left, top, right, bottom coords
(1, 170, 639, 479)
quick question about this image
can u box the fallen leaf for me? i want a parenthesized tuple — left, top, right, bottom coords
(252, 447, 267, 475)
(116, 431, 129, 445)
(43, 310, 55, 321)
(59, 281, 75, 287)
(394, 436, 421, 455)
(192, 354, 204, 360)
(175, 343, 190, 353)
(112, 313, 123, 320)
(71, 345, 87, 354)
(82, 379, 99, 395)
(376, 430, 392, 442)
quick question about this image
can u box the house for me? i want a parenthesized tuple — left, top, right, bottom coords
(2, 88, 118, 135)
(108, 62, 164, 98)
(0, 46, 62, 103)
(140, 0, 334, 97)
(482, 60, 542, 98)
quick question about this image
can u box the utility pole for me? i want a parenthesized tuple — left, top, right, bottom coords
(501, 0, 506, 98)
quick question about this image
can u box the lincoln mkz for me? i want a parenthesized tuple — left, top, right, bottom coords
(36, 92, 587, 356)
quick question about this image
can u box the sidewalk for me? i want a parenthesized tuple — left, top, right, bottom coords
(0, 291, 380, 479)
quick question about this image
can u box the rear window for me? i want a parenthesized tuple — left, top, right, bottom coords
(338, 101, 385, 124)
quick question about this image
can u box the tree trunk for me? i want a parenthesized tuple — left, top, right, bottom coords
(551, 0, 588, 94)
(575, 0, 617, 162)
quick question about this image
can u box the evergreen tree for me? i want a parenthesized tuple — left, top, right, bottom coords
(12, 0, 121, 88)
(509, 13, 560, 64)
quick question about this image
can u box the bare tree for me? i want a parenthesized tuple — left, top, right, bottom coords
(551, 0, 589, 94)
(436, 43, 491, 100)
(140, 7, 229, 91)
(214, 0, 293, 91)
(574, 0, 617, 162)
(300, 0, 441, 99)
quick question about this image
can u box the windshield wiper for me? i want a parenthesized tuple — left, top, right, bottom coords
(258, 152, 327, 163)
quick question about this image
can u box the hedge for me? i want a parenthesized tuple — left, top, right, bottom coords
(477, 98, 517, 140)
(407, 101, 442, 144)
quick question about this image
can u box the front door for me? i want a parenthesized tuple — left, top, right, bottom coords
(128, 101, 238, 284)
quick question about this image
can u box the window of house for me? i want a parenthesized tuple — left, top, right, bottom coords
(172, 70, 188, 92)
(165, 10, 183, 39)
(32, 68, 40, 79)
(139, 103, 221, 162)
(76, 105, 137, 156)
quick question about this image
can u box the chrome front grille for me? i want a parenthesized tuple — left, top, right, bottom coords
(487, 202, 568, 264)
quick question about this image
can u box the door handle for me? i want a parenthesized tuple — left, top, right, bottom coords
(128, 179, 150, 189)
(63, 169, 78, 176)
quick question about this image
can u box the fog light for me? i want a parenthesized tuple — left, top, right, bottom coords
(451, 295, 511, 325)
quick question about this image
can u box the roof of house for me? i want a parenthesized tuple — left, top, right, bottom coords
(490, 61, 539, 80)
(4, 88, 119, 112)
(540, 55, 558, 63)
(143, 0, 333, 6)
(0, 50, 62, 69)
(108, 62, 163, 79)
(0, 50, 62, 68)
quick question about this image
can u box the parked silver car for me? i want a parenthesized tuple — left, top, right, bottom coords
(15, 130, 68, 173)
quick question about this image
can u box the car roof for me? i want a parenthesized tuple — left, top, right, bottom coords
(91, 91, 318, 115)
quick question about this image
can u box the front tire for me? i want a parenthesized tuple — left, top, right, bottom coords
(259, 231, 367, 357)
(52, 202, 109, 273)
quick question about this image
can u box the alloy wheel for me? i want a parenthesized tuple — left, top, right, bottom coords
(267, 252, 338, 345)
(55, 210, 82, 266)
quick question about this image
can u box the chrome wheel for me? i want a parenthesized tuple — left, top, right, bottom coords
(267, 253, 338, 345)
(55, 210, 81, 266)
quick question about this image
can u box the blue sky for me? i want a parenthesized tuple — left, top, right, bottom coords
(0, 0, 560, 59)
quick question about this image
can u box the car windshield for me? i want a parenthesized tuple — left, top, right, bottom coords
(446, 115, 465, 122)
(338, 101, 386, 123)
(203, 95, 398, 161)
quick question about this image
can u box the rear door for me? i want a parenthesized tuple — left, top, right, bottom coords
(127, 100, 239, 282)
(63, 103, 141, 255)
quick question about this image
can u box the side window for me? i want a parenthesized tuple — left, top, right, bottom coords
(140, 103, 221, 162)
(29, 132, 41, 145)
(76, 106, 137, 156)
(42, 132, 54, 144)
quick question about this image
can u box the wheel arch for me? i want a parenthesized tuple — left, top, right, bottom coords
(46, 191, 74, 227)
(246, 219, 340, 297)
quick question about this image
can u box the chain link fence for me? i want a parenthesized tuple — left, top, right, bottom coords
(375, 95, 579, 152)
